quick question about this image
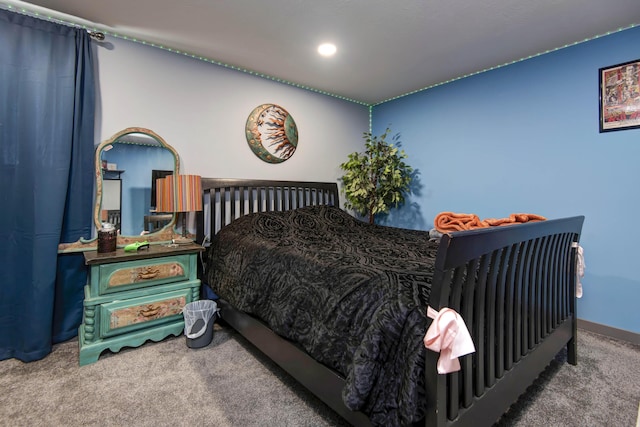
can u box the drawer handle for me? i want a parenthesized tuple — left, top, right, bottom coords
(140, 305, 160, 317)
(136, 267, 160, 281)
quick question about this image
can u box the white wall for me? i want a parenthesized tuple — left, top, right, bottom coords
(93, 37, 369, 185)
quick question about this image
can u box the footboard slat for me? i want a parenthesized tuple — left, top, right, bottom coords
(559, 233, 571, 324)
(541, 235, 553, 338)
(564, 233, 573, 319)
(447, 266, 466, 419)
(484, 249, 501, 388)
(557, 235, 566, 328)
(547, 235, 563, 332)
(527, 238, 540, 350)
(504, 244, 519, 371)
(495, 245, 512, 379)
(461, 258, 479, 408)
(473, 253, 492, 398)
(541, 235, 551, 334)
(537, 236, 551, 343)
(508, 242, 529, 369)
(520, 239, 533, 357)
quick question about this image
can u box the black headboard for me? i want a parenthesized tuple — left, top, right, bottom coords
(196, 178, 340, 244)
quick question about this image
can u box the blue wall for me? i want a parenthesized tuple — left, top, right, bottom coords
(372, 26, 640, 333)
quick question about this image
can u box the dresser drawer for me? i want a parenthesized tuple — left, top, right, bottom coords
(96, 254, 192, 295)
(99, 287, 193, 338)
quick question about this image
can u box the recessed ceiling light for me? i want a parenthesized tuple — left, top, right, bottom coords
(318, 43, 337, 57)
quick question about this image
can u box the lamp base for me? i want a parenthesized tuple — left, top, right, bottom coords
(174, 213, 195, 245)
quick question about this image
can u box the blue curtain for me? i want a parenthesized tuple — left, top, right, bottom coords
(0, 9, 95, 362)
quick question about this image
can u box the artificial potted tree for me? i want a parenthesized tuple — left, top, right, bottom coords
(339, 128, 413, 224)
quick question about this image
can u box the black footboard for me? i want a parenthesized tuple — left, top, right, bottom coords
(425, 216, 584, 426)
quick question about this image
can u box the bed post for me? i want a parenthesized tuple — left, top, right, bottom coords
(424, 354, 448, 427)
(567, 240, 580, 365)
(423, 258, 451, 427)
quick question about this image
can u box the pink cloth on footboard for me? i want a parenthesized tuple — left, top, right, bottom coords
(423, 306, 476, 374)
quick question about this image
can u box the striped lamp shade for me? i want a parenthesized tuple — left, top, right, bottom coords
(174, 174, 202, 212)
(155, 175, 202, 213)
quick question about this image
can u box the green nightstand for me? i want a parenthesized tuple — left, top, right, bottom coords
(79, 243, 204, 366)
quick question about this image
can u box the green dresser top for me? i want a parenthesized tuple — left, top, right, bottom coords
(84, 242, 204, 265)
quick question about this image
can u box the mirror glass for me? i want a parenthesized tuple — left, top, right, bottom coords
(94, 128, 179, 237)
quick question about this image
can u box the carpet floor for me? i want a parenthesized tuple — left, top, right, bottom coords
(1, 325, 638, 426)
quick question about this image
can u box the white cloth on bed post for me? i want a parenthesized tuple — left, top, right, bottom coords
(424, 306, 476, 374)
(576, 245, 585, 298)
(572, 242, 585, 298)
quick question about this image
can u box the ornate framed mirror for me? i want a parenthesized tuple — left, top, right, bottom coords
(58, 127, 181, 252)
(95, 127, 180, 242)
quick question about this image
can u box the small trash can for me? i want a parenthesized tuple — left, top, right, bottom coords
(183, 300, 218, 348)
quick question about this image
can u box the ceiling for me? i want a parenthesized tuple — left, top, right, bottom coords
(12, 0, 640, 104)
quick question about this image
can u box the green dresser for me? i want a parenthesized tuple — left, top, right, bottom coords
(79, 243, 203, 366)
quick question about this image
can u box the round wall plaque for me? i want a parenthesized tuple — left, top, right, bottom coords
(245, 103, 298, 163)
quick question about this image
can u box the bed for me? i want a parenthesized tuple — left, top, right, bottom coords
(196, 178, 584, 427)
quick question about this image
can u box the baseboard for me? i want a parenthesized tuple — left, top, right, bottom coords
(578, 319, 640, 346)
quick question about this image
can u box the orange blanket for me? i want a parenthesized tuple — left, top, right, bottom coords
(434, 212, 546, 233)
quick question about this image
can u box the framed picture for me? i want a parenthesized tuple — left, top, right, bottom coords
(599, 59, 640, 132)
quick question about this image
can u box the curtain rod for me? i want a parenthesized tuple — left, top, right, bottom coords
(89, 31, 105, 41)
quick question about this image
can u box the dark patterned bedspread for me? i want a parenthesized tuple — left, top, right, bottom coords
(207, 205, 439, 426)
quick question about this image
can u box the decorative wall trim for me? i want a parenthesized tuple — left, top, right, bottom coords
(578, 318, 640, 346)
